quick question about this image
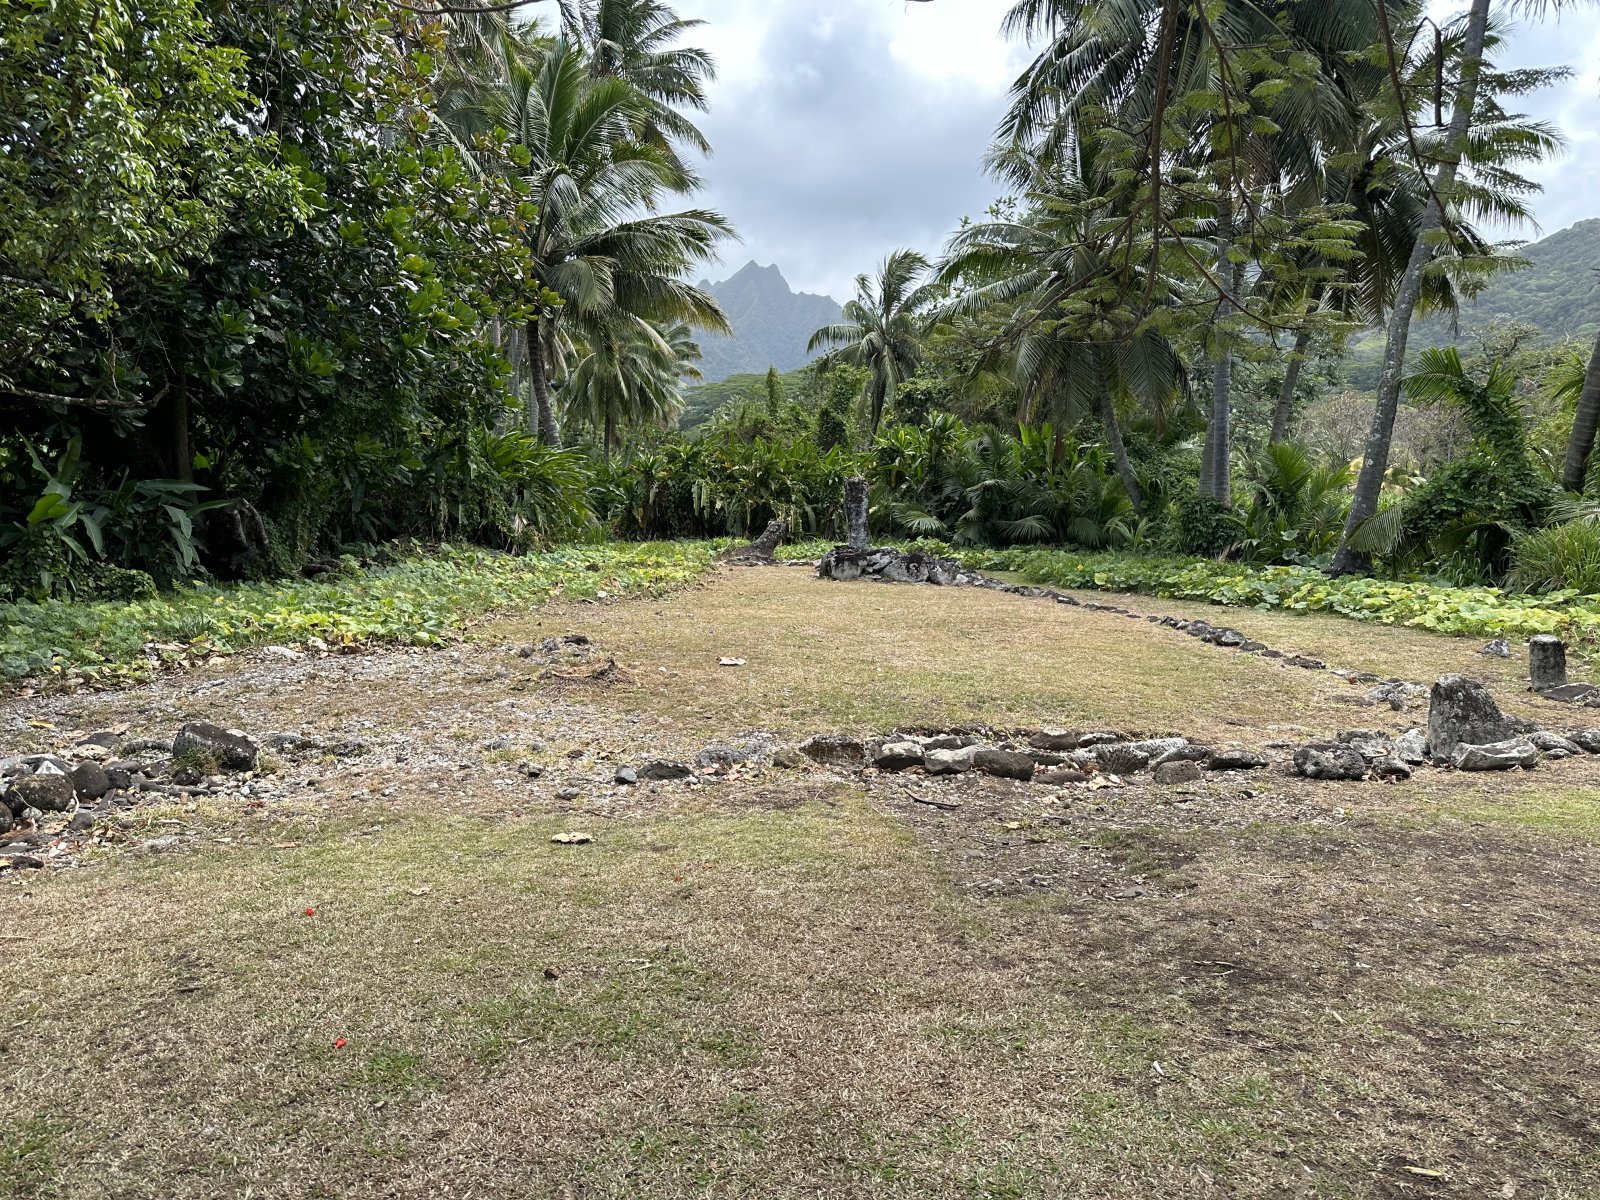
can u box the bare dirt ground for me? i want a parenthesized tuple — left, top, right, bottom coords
(4, 566, 1599, 1199)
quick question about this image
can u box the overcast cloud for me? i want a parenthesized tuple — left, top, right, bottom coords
(678, 1, 1600, 302)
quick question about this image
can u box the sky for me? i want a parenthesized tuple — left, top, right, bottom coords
(677, 0, 1600, 302)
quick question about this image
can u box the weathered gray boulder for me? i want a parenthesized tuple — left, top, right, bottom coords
(6, 773, 75, 813)
(1528, 731, 1581, 759)
(614, 766, 639, 786)
(1028, 729, 1080, 752)
(1370, 757, 1413, 781)
(173, 722, 258, 772)
(1128, 737, 1188, 760)
(972, 749, 1036, 782)
(68, 761, 112, 800)
(1153, 760, 1204, 785)
(1569, 729, 1600, 754)
(1427, 675, 1513, 762)
(1452, 738, 1538, 772)
(1294, 744, 1368, 781)
(925, 747, 979, 776)
(873, 740, 925, 772)
(1394, 728, 1429, 765)
(1529, 635, 1568, 691)
(844, 476, 870, 551)
(1093, 744, 1150, 775)
(1367, 681, 1427, 710)
(639, 760, 693, 782)
(1339, 730, 1395, 762)
(1075, 732, 1121, 748)
(798, 734, 867, 770)
(1152, 744, 1212, 768)
(1209, 749, 1269, 771)
(1480, 639, 1512, 658)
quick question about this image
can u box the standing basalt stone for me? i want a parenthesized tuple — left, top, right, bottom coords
(1427, 675, 1513, 762)
(1529, 635, 1568, 691)
(844, 476, 870, 552)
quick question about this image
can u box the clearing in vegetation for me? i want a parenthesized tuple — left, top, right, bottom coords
(4, 564, 1599, 1199)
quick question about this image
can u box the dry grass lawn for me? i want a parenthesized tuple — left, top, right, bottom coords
(4, 565, 1599, 1199)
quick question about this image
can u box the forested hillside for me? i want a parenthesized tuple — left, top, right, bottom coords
(1344, 219, 1600, 388)
(693, 262, 843, 381)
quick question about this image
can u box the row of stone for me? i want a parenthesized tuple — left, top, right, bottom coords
(796, 729, 1266, 786)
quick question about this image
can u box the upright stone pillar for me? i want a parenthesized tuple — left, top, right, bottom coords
(1529, 635, 1568, 691)
(844, 476, 870, 552)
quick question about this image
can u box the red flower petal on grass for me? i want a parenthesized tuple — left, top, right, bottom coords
(304, 907, 316, 917)
(333, 1038, 347, 1050)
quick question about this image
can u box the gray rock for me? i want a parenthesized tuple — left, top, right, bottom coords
(1208, 749, 1269, 771)
(923, 735, 979, 752)
(1366, 681, 1428, 710)
(1339, 731, 1395, 762)
(695, 738, 775, 771)
(1529, 635, 1568, 691)
(1153, 760, 1204, 785)
(639, 761, 693, 782)
(971, 749, 1035, 782)
(1480, 639, 1513, 658)
(264, 732, 318, 752)
(1093, 744, 1150, 775)
(1074, 732, 1122, 748)
(68, 761, 111, 801)
(1568, 729, 1600, 754)
(1027, 729, 1080, 751)
(798, 734, 867, 770)
(1129, 737, 1188, 759)
(1394, 728, 1429, 765)
(1151, 744, 1212, 768)
(1428, 675, 1513, 762)
(5, 774, 75, 813)
(1452, 738, 1539, 772)
(173, 722, 258, 772)
(614, 766, 639, 786)
(1294, 744, 1368, 781)
(1214, 629, 1247, 648)
(1370, 757, 1413, 781)
(873, 740, 925, 772)
(0, 805, 11, 834)
(1528, 731, 1581, 759)
(925, 747, 979, 776)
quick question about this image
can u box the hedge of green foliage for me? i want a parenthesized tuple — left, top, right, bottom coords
(1, 543, 716, 686)
(778, 539, 1600, 644)
(958, 547, 1600, 643)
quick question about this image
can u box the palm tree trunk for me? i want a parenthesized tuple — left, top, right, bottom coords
(1097, 379, 1142, 513)
(1208, 198, 1235, 503)
(1561, 329, 1600, 492)
(1270, 328, 1313, 445)
(527, 315, 561, 446)
(604, 406, 617, 461)
(1330, 0, 1490, 574)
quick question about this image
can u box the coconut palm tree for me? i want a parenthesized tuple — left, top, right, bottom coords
(938, 176, 1187, 513)
(1329, 9, 1568, 571)
(450, 37, 731, 444)
(557, 0, 715, 172)
(808, 250, 943, 438)
(563, 317, 701, 455)
(1559, 334, 1600, 492)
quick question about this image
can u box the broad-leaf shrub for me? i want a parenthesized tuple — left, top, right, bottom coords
(0, 543, 714, 686)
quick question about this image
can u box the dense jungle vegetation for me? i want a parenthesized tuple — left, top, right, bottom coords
(4, 0, 1600, 612)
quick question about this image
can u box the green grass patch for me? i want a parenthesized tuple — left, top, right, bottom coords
(0, 541, 717, 686)
(0, 1115, 63, 1199)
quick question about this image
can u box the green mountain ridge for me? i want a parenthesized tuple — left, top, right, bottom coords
(694, 261, 843, 382)
(1345, 218, 1600, 388)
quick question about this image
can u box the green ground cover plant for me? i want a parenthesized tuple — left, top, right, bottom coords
(0, 542, 716, 687)
(778, 538, 1600, 644)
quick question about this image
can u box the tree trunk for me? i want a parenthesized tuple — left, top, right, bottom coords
(604, 406, 616, 462)
(1207, 198, 1235, 503)
(1330, 0, 1490, 574)
(1560, 329, 1600, 492)
(1097, 378, 1142, 513)
(1270, 328, 1313, 445)
(527, 315, 561, 446)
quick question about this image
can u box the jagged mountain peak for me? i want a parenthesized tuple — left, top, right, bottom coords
(693, 263, 844, 382)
